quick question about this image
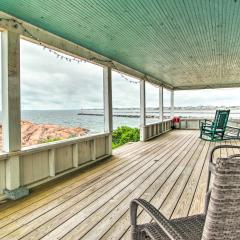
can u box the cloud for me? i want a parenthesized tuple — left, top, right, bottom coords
(20, 39, 104, 110)
(1, 38, 240, 110)
(174, 88, 240, 107)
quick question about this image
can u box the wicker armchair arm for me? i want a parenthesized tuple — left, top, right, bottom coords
(210, 145, 240, 162)
(130, 198, 184, 240)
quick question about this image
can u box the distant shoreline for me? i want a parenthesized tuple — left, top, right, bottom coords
(21, 106, 240, 112)
(77, 113, 156, 118)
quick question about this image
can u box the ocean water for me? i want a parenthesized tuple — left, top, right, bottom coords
(21, 110, 141, 133)
(1, 109, 239, 133)
(20, 109, 163, 133)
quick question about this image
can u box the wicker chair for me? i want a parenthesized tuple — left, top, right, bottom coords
(130, 145, 240, 240)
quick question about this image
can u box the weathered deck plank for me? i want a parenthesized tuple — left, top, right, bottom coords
(0, 130, 239, 240)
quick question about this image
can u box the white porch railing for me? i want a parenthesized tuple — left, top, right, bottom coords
(141, 119, 172, 141)
(178, 118, 240, 130)
(0, 133, 111, 197)
(178, 118, 201, 130)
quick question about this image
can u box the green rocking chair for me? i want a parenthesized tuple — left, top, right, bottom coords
(200, 109, 230, 141)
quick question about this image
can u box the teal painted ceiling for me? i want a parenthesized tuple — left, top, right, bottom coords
(1, 0, 240, 89)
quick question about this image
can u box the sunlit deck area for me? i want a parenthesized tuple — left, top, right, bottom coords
(0, 130, 239, 240)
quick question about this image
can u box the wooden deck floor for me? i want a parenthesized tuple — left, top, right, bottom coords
(1, 130, 240, 240)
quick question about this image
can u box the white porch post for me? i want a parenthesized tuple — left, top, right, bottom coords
(170, 90, 174, 118)
(2, 31, 21, 152)
(159, 86, 164, 122)
(1, 30, 24, 196)
(140, 79, 146, 141)
(103, 66, 113, 155)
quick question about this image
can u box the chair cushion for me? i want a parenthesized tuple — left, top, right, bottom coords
(136, 214, 205, 240)
(170, 214, 205, 240)
(135, 223, 171, 240)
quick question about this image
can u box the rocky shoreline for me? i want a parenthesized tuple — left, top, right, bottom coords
(0, 121, 89, 147)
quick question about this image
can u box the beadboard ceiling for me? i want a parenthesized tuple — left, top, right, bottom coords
(1, 0, 240, 89)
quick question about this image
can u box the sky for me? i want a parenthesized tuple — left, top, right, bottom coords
(2, 38, 240, 110)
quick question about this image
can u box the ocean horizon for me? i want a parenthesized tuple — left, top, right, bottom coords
(1, 108, 236, 133)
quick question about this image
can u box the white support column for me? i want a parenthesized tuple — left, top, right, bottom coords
(1, 30, 28, 199)
(140, 79, 146, 141)
(170, 90, 174, 118)
(159, 86, 164, 122)
(103, 66, 113, 155)
(1, 30, 22, 194)
(2, 30, 21, 152)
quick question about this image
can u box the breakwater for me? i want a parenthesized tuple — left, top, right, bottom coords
(77, 113, 156, 118)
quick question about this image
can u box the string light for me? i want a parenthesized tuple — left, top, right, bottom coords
(89, 57, 139, 85)
(0, 17, 140, 85)
(42, 46, 83, 63)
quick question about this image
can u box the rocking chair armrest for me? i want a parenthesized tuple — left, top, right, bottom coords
(201, 119, 212, 124)
(226, 126, 240, 131)
(226, 125, 240, 132)
(226, 125, 239, 129)
(200, 122, 213, 130)
(223, 126, 240, 139)
(200, 119, 213, 128)
(130, 198, 184, 240)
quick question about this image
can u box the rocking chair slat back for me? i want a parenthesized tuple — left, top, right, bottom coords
(213, 110, 230, 130)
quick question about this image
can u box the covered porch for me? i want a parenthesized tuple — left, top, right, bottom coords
(1, 130, 239, 239)
(1, 1, 240, 239)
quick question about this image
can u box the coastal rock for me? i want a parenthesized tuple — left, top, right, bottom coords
(0, 121, 89, 147)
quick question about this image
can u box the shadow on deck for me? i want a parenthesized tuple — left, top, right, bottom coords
(0, 130, 239, 240)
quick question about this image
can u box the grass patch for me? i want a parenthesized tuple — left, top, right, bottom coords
(112, 126, 140, 149)
(39, 127, 140, 149)
(40, 137, 63, 143)
(40, 134, 78, 144)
